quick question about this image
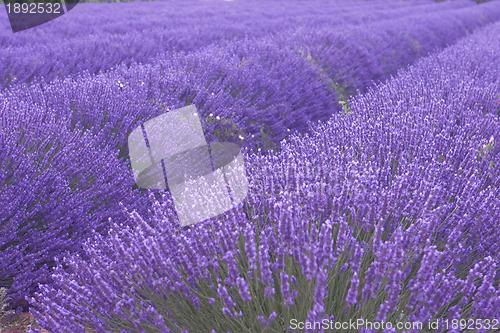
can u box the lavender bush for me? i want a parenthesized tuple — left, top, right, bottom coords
(0, 287, 16, 330)
(0, 100, 151, 308)
(29, 18, 500, 333)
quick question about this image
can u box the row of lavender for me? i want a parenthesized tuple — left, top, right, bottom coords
(0, 101, 153, 309)
(0, 0, 448, 44)
(2, 0, 500, 311)
(4, 0, 500, 151)
(0, 0, 481, 88)
(28, 20, 500, 332)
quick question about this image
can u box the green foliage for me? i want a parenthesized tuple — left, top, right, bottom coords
(0, 288, 17, 331)
(204, 113, 246, 144)
(339, 100, 351, 115)
(205, 111, 277, 152)
(477, 136, 495, 160)
(331, 82, 351, 103)
(1, 289, 36, 332)
(257, 125, 278, 152)
(299, 47, 351, 103)
(497, 93, 500, 117)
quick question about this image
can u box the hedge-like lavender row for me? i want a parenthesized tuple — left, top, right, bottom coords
(0, 0, 477, 88)
(29, 21, 500, 333)
(4, 0, 500, 154)
(2, 36, 339, 153)
(0, 100, 152, 309)
(0, 0, 445, 44)
(287, 0, 500, 99)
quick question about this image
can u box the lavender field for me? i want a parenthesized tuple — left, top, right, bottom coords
(1, 0, 500, 332)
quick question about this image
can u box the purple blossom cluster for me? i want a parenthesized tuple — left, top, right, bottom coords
(0, 98, 151, 309)
(27, 17, 500, 333)
(0, 0, 474, 88)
